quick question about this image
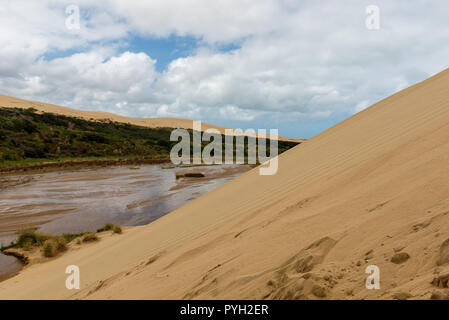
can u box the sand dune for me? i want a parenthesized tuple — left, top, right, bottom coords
(0, 94, 303, 143)
(2, 68, 449, 299)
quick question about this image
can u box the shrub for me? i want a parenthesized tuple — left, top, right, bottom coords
(16, 229, 38, 248)
(55, 237, 67, 252)
(15, 229, 78, 257)
(62, 232, 86, 243)
(97, 223, 114, 232)
(23, 146, 47, 158)
(97, 223, 122, 234)
(35, 233, 52, 246)
(42, 240, 56, 257)
(112, 225, 122, 234)
(1, 151, 18, 161)
(22, 239, 33, 251)
(82, 233, 98, 243)
(42, 237, 67, 258)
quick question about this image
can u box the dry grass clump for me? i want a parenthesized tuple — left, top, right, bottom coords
(42, 237, 67, 257)
(2, 224, 122, 259)
(97, 223, 123, 235)
(112, 225, 122, 234)
(97, 223, 114, 232)
(1, 229, 84, 258)
(82, 233, 98, 243)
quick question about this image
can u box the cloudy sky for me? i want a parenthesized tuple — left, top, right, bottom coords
(1, 1, 448, 138)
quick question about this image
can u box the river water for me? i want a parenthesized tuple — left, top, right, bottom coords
(0, 164, 250, 280)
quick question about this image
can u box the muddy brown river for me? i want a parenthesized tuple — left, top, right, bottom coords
(0, 164, 250, 281)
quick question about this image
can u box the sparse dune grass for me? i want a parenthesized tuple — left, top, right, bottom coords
(1, 224, 124, 261)
(42, 237, 67, 257)
(1, 228, 97, 258)
(96, 223, 114, 232)
(82, 233, 98, 243)
(97, 223, 123, 235)
(112, 225, 122, 234)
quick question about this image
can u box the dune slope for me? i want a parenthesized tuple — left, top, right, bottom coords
(2, 68, 449, 299)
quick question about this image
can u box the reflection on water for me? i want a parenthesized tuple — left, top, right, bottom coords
(0, 254, 21, 282)
(0, 164, 250, 280)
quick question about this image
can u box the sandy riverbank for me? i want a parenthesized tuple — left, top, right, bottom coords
(0, 157, 171, 176)
(0, 164, 251, 283)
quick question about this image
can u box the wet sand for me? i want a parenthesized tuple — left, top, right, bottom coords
(0, 164, 251, 280)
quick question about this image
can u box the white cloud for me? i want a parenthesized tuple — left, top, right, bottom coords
(0, 50, 157, 115)
(111, 0, 285, 43)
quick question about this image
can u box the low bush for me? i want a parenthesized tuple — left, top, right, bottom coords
(112, 225, 122, 234)
(82, 233, 98, 243)
(13, 229, 78, 257)
(97, 223, 123, 234)
(42, 240, 56, 257)
(96, 223, 114, 232)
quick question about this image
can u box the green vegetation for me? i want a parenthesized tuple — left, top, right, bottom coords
(112, 225, 122, 234)
(97, 223, 122, 234)
(16, 228, 51, 248)
(0, 107, 174, 165)
(82, 233, 98, 243)
(42, 241, 55, 257)
(0, 228, 83, 258)
(96, 223, 115, 232)
(61, 232, 88, 243)
(0, 107, 299, 167)
(0, 225, 123, 258)
(42, 237, 67, 257)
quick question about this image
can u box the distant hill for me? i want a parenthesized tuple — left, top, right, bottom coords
(0, 107, 299, 166)
(0, 94, 304, 143)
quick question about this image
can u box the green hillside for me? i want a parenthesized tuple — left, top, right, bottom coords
(0, 107, 299, 166)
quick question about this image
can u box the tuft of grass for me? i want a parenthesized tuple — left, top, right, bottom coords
(112, 225, 122, 234)
(97, 223, 123, 235)
(4, 226, 122, 258)
(8, 229, 82, 257)
(82, 233, 98, 243)
(16, 229, 52, 248)
(22, 239, 33, 251)
(15, 228, 38, 248)
(54, 236, 67, 252)
(97, 223, 114, 232)
(62, 232, 87, 243)
(42, 240, 56, 257)
(35, 233, 52, 246)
